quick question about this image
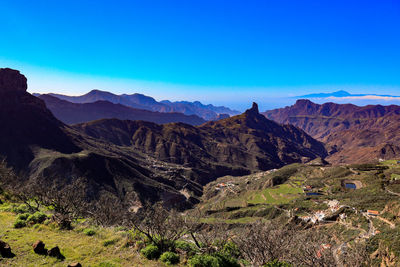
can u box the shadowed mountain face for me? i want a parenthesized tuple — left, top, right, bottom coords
(0, 68, 81, 170)
(263, 99, 400, 164)
(44, 90, 240, 120)
(74, 102, 327, 184)
(38, 94, 206, 125)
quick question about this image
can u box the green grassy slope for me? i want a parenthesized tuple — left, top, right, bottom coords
(0, 207, 160, 267)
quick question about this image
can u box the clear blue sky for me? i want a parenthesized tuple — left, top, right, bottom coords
(1, 0, 399, 110)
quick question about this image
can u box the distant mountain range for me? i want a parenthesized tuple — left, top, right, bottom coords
(297, 90, 400, 99)
(264, 99, 400, 164)
(37, 94, 206, 125)
(34, 90, 240, 120)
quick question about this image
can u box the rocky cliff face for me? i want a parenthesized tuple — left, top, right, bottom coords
(0, 68, 27, 93)
(0, 69, 80, 170)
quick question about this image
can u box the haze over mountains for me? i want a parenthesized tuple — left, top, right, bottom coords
(1, 68, 326, 209)
(36, 89, 240, 121)
(264, 99, 400, 164)
(37, 94, 207, 125)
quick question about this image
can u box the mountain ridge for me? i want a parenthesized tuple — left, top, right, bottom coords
(36, 89, 240, 120)
(38, 94, 206, 125)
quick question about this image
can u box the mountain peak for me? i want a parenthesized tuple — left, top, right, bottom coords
(295, 99, 315, 106)
(0, 68, 27, 93)
(245, 102, 259, 115)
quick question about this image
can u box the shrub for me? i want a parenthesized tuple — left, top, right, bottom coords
(12, 204, 29, 214)
(141, 244, 161, 260)
(83, 228, 96, 236)
(17, 213, 30, 221)
(14, 219, 27, 228)
(221, 241, 240, 258)
(27, 212, 47, 224)
(213, 252, 240, 267)
(160, 251, 180, 265)
(188, 254, 220, 267)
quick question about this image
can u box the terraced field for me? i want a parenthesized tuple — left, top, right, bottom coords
(248, 183, 303, 205)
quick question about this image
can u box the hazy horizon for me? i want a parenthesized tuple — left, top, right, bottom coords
(1, 0, 399, 111)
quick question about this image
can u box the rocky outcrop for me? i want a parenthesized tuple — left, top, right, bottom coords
(0, 240, 14, 258)
(32, 240, 47, 255)
(0, 68, 27, 93)
(47, 246, 64, 259)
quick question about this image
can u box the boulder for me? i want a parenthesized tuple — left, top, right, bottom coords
(32, 240, 47, 255)
(68, 263, 82, 267)
(0, 68, 27, 93)
(0, 240, 14, 258)
(47, 246, 64, 259)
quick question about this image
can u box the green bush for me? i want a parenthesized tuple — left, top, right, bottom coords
(11, 204, 29, 214)
(221, 241, 240, 258)
(83, 228, 96, 236)
(27, 212, 47, 224)
(213, 252, 240, 267)
(188, 254, 220, 267)
(13, 219, 27, 228)
(141, 244, 161, 260)
(160, 251, 180, 265)
(17, 213, 30, 221)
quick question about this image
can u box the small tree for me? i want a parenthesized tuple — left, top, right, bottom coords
(232, 221, 293, 266)
(130, 204, 188, 252)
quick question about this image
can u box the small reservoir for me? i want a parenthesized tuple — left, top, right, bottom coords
(345, 183, 357, 189)
(306, 192, 323, 196)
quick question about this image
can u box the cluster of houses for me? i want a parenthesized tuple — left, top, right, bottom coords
(299, 200, 345, 224)
(215, 182, 236, 191)
(300, 198, 381, 225)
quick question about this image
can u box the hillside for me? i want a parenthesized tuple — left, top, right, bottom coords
(195, 161, 400, 266)
(0, 68, 201, 211)
(38, 94, 206, 125)
(42, 90, 240, 120)
(73, 103, 327, 184)
(263, 99, 400, 164)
